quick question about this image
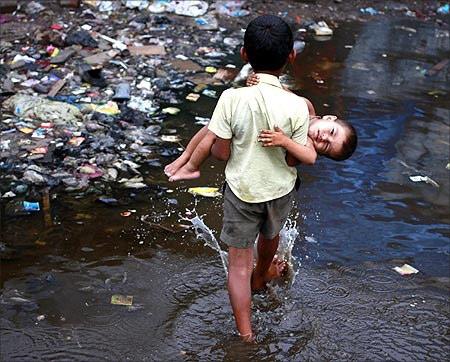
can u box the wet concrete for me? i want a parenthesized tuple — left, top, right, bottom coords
(1, 18, 450, 360)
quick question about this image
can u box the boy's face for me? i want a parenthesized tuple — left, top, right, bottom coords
(308, 116, 348, 158)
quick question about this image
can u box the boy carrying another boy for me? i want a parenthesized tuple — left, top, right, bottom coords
(169, 15, 356, 342)
(210, 14, 309, 342)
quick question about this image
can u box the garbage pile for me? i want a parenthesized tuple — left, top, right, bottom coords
(0, 0, 256, 201)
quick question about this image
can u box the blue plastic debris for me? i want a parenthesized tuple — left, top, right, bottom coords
(23, 201, 40, 212)
(437, 4, 449, 14)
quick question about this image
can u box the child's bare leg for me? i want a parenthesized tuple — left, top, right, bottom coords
(228, 246, 254, 342)
(164, 125, 209, 177)
(169, 131, 216, 181)
(251, 234, 286, 291)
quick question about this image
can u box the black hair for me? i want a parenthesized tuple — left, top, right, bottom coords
(244, 15, 294, 71)
(328, 120, 358, 161)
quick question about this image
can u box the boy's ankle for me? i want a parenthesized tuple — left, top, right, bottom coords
(238, 332, 256, 343)
(185, 161, 199, 172)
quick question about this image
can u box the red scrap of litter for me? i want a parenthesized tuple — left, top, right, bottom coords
(51, 24, 63, 30)
(31, 147, 48, 154)
(36, 60, 51, 68)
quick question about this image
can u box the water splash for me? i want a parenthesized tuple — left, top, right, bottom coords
(185, 213, 229, 277)
(184, 211, 300, 282)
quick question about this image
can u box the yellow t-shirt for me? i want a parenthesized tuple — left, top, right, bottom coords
(208, 73, 309, 203)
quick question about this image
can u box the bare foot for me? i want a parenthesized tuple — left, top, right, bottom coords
(164, 153, 189, 177)
(168, 163, 201, 182)
(251, 257, 287, 292)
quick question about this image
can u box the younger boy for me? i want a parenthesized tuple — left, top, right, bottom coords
(165, 74, 357, 181)
(164, 113, 356, 181)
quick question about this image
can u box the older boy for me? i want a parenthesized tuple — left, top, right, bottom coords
(209, 15, 311, 342)
(168, 15, 357, 342)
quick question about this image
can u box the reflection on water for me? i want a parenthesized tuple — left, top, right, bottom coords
(1, 19, 450, 360)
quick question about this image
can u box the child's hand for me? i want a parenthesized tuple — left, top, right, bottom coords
(246, 73, 260, 87)
(258, 126, 288, 147)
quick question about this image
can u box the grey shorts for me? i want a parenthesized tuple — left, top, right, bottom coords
(220, 185, 296, 249)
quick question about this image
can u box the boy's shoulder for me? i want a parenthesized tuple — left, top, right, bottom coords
(223, 85, 305, 103)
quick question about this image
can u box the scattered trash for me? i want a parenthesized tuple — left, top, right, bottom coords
(119, 176, 147, 189)
(393, 264, 419, 275)
(97, 197, 119, 205)
(26, 1, 46, 14)
(111, 294, 133, 306)
(311, 21, 333, 36)
(195, 116, 210, 125)
(188, 187, 221, 198)
(437, 4, 449, 14)
(195, 15, 219, 30)
(205, 66, 217, 74)
(98, 1, 121, 12)
(76, 164, 104, 179)
(394, 25, 417, 33)
(425, 59, 449, 76)
(47, 78, 67, 97)
(36, 315, 46, 321)
(66, 30, 98, 48)
(446, 163, 450, 170)
(127, 97, 156, 113)
(409, 175, 440, 188)
(90, 101, 121, 115)
(161, 135, 181, 142)
(202, 89, 217, 98)
(124, 0, 150, 10)
(137, 79, 152, 91)
(128, 45, 166, 56)
(173, 1, 208, 17)
(94, 33, 127, 51)
(84, 50, 119, 65)
(186, 93, 200, 102)
(79, 64, 107, 88)
(216, 0, 250, 17)
(213, 67, 239, 83)
(428, 89, 446, 97)
(4, 94, 82, 126)
(162, 107, 180, 115)
(68, 137, 85, 146)
(23, 201, 41, 212)
(360, 7, 378, 15)
(112, 83, 131, 102)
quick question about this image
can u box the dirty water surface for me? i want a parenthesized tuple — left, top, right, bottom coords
(1, 19, 450, 361)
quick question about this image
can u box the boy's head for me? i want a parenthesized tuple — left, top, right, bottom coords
(242, 15, 294, 72)
(308, 115, 357, 161)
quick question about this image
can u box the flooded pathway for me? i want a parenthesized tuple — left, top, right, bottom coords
(1, 18, 449, 360)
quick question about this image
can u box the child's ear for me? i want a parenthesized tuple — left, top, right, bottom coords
(288, 49, 296, 64)
(240, 47, 249, 63)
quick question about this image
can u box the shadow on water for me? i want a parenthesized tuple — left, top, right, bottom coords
(1, 19, 449, 360)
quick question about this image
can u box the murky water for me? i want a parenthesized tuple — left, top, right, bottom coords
(1, 18, 449, 360)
